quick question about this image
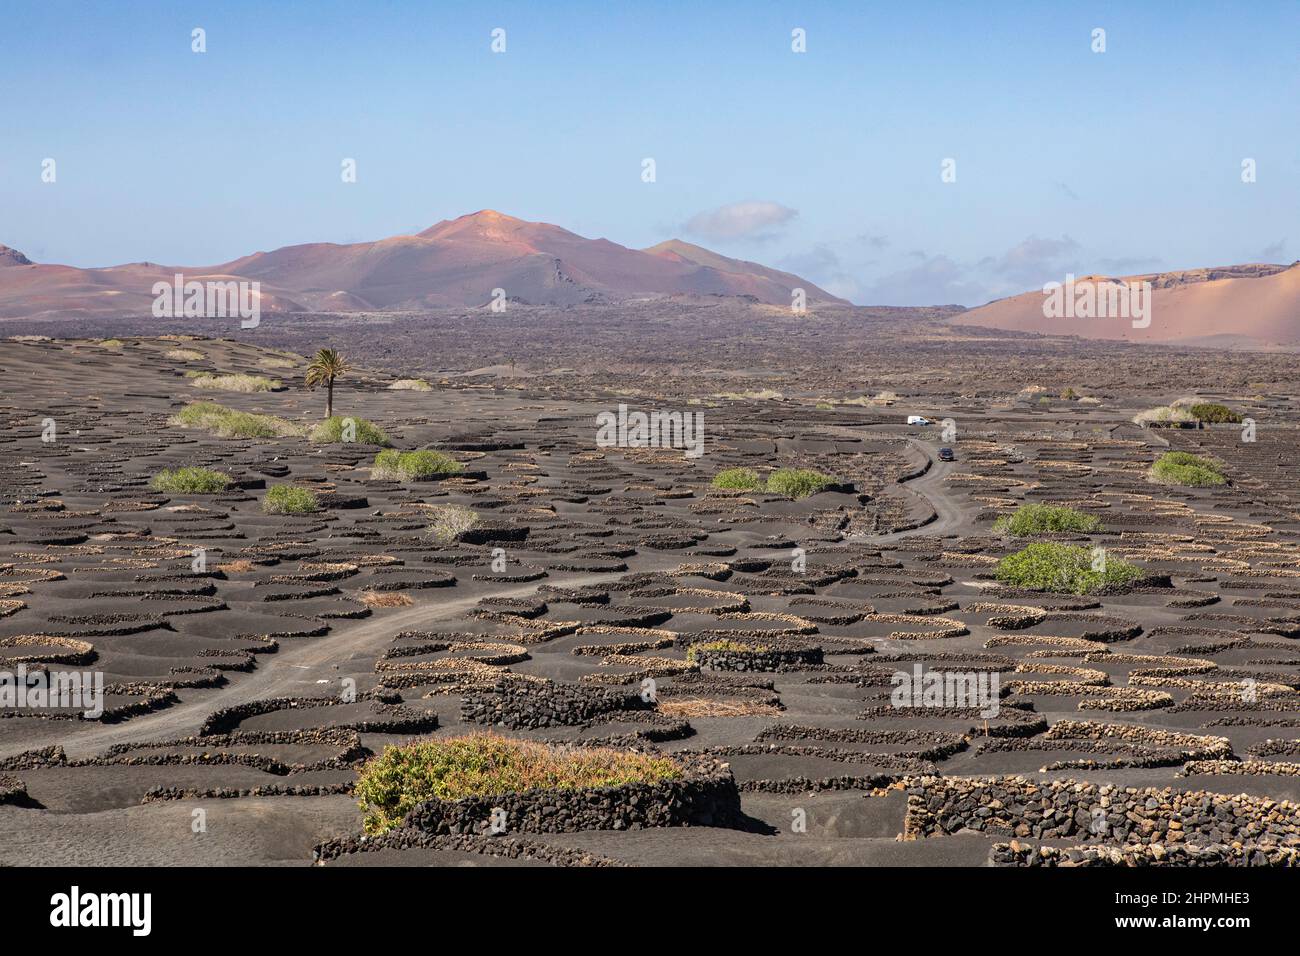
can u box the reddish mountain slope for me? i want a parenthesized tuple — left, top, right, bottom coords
(953, 263, 1300, 347)
(0, 211, 845, 319)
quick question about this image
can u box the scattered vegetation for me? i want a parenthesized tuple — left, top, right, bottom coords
(372, 449, 461, 480)
(426, 504, 479, 542)
(1149, 451, 1228, 487)
(815, 402, 835, 410)
(190, 371, 281, 392)
(262, 485, 319, 514)
(1187, 402, 1242, 424)
(172, 401, 301, 439)
(150, 467, 232, 494)
(97, 338, 125, 348)
(656, 697, 783, 718)
(310, 415, 391, 446)
(995, 543, 1145, 595)
(711, 467, 837, 498)
(360, 591, 413, 609)
(765, 468, 836, 498)
(715, 389, 784, 401)
(711, 467, 763, 491)
(165, 348, 204, 361)
(355, 733, 684, 834)
(305, 348, 349, 418)
(686, 639, 768, 663)
(993, 503, 1102, 536)
(388, 378, 432, 391)
(1132, 405, 1196, 427)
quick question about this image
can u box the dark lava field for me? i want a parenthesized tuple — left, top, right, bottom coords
(3, 320, 1300, 867)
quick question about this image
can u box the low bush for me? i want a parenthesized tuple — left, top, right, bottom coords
(172, 401, 302, 439)
(388, 379, 432, 391)
(262, 485, 319, 514)
(711, 467, 763, 491)
(1149, 451, 1228, 487)
(1187, 403, 1242, 424)
(427, 504, 479, 542)
(1132, 405, 1197, 427)
(766, 468, 836, 498)
(372, 449, 461, 480)
(310, 416, 391, 446)
(150, 467, 232, 494)
(354, 733, 684, 834)
(993, 503, 1101, 536)
(995, 543, 1145, 595)
(190, 372, 281, 392)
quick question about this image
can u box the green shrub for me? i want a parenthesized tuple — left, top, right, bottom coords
(1187, 403, 1242, 424)
(354, 733, 684, 834)
(995, 543, 1145, 595)
(993, 503, 1102, 536)
(150, 467, 232, 494)
(766, 468, 836, 498)
(309, 415, 391, 446)
(172, 401, 301, 439)
(711, 467, 763, 491)
(372, 449, 462, 481)
(262, 485, 319, 514)
(1149, 451, 1227, 487)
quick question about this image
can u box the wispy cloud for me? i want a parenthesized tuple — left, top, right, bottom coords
(984, 235, 1080, 286)
(683, 201, 797, 241)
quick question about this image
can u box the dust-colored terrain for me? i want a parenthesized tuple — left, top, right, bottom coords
(3, 316, 1300, 867)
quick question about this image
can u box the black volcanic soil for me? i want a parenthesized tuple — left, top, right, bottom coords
(2, 321, 1300, 867)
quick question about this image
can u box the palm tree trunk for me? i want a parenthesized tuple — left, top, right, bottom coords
(326, 379, 334, 418)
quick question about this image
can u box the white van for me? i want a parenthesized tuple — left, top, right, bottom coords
(906, 415, 930, 426)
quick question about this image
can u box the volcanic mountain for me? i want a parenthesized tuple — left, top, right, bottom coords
(953, 262, 1300, 348)
(0, 211, 846, 320)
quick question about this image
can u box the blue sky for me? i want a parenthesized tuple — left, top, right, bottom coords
(3, 0, 1296, 305)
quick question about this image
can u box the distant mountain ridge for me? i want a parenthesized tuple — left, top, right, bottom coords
(953, 261, 1300, 348)
(0, 211, 847, 319)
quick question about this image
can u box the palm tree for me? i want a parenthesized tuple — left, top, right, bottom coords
(305, 349, 349, 418)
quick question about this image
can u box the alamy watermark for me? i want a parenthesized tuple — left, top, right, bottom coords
(595, 403, 704, 458)
(152, 273, 261, 328)
(891, 664, 1000, 718)
(1042, 273, 1151, 329)
(1, 665, 103, 719)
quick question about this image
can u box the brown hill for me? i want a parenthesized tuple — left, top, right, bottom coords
(954, 262, 1300, 347)
(0, 211, 845, 320)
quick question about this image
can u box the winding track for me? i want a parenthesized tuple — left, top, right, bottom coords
(0, 570, 622, 761)
(4, 433, 978, 762)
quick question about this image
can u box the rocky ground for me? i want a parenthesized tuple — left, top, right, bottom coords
(2, 322, 1299, 867)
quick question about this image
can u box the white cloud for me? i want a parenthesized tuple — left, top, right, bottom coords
(684, 201, 797, 241)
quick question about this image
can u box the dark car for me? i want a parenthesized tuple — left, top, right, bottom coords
(938, 447, 955, 462)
